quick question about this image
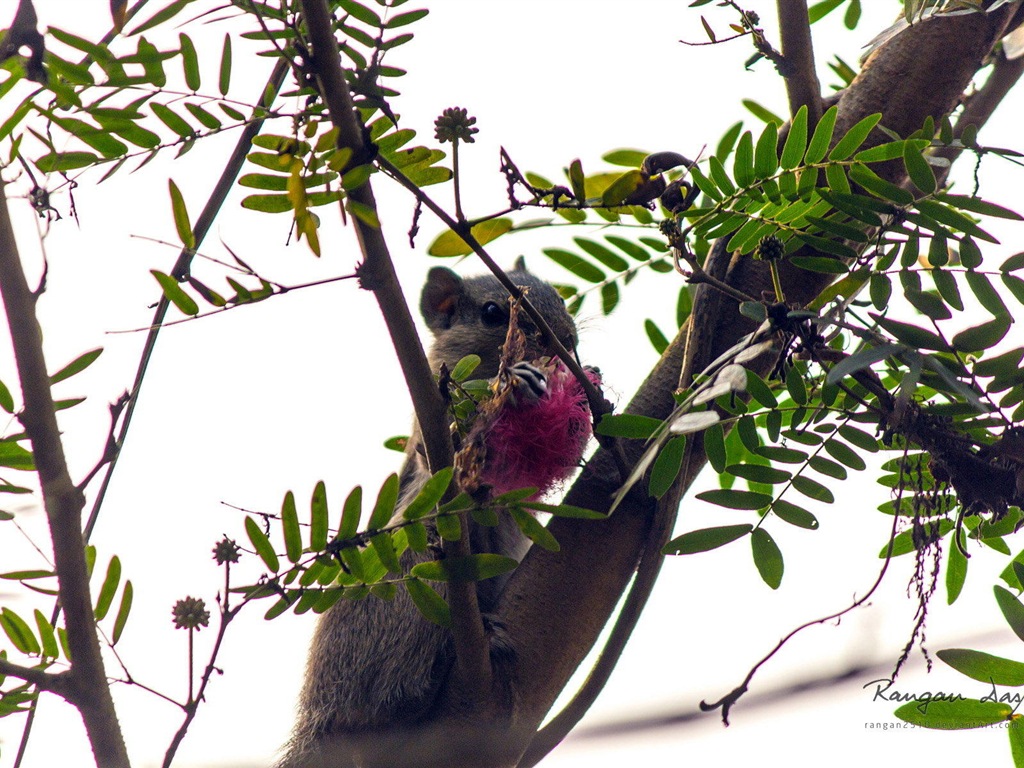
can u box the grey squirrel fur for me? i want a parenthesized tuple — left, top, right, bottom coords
(279, 264, 577, 767)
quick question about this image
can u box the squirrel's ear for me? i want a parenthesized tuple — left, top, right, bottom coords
(513, 255, 528, 273)
(421, 267, 463, 330)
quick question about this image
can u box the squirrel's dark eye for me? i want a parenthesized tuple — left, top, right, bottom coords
(480, 301, 506, 327)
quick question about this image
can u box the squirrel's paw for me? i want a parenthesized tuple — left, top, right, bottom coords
(508, 361, 547, 402)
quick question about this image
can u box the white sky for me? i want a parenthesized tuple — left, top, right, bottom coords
(1, 1, 1024, 767)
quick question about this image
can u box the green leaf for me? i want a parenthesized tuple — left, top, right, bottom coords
(36, 151, 100, 172)
(34, 609, 59, 658)
(780, 105, 808, 170)
(649, 436, 687, 499)
(939, 194, 1023, 221)
(995, 585, 1024, 643)
(519, 501, 607, 519)
(574, 237, 630, 272)
(595, 414, 663, 439)
(168, 179, 195, 250)
(855, 140, 912, 163)
(952, 317, 1011, 353)
(542, 248, 605, 283)
(403, 467, 454, 520)
(245, 516, 280, 573)
(340, 0, 383, 26)
(600, 169, 644, 206)
(510, 508, 559, 552)
(151, 270, 199, 316)
(742, 100, 783, 125)
(281, 491, 301, 563)
(128, 0, 196, 35)
(755, 445, 808, 464)
(959, 236, 984, 268)
(848, 164, 914, 205)
(733, 130, 754, 188)
(49, 348, 103, 384)
(94, 556, 121, 621)
(411, 554, 519, 582)
(179, 33, 200, 90)
(368, 473, 400, 529)
(218, 33, 232, 96)
(881, 519, 954, 557)
(370, 532, 400, 573)
(1010, 717, 1024, 766)
(965, 271, 1009, 317)
(0, 380, 13, 413)
(386, 8, 429, 28)
(241, 194, 291, 213)
(744, 370, 778, 408)
(112, 580, 133, 644)
(772, 499, 818, 529)
(838, 424, 879, 452)
(917, 200, 996, 242)
(309, 481, 328, 551)
(184, 103, 221, 130)
(643, 319, 667, 354)
(338, 486, 361, 540)
(451, 355, 480, 382)
(435, 511, 461, 542)
(791, 475, 834, 503)
(0, 609, 39, 655)
(696, 489, 772, 510)
(903, 140, 936, 193)
(727, 463, 791, 484)
(829, 113, 881, 160)
(704, 422, 726, 472)
(805, 105, 838, 164)
(602, 149, 648, 168)
(754, 121, 779, 179)
(751, 528, 783, 588)
(871, 314, 948, 351)
(427, 219, 514, 257)
(905, 288, 952, 320)
(946, 542, 967, 604)
(1003, 274, 1024, 307)
(894, 698, 1010, 730)
(663, 524, 753, 555)
(938, 648, 1024, 686)
(823, 439, 867, 470)
(405, 578, 450, 627)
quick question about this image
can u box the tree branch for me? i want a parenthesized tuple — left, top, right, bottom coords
(499, 5, 1024, 758)
(776, 0, 823, 125)
(931, 47, 1024, 176)
(0, 658, 69, 696)
(296, 0, 491, 706)
(0, 182, 129, 767)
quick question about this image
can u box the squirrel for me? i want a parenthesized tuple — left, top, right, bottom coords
(279, 262, 596, 768)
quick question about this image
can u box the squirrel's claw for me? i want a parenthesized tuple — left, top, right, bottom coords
(508, 360, 548, 401)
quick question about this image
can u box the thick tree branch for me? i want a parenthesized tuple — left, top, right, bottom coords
(498, 4, 1024, 760)
(297, 0, 491, 708)
(777, 0, 823, 125)
(835, 2, 1021, 183)
(0, 658, 69, 695)
(0, 182, 129, 767)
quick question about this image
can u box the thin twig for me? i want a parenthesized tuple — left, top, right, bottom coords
(0, 658, 67, 694)
(701, 489, 903, 724)
(376, 156, 613, 424)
